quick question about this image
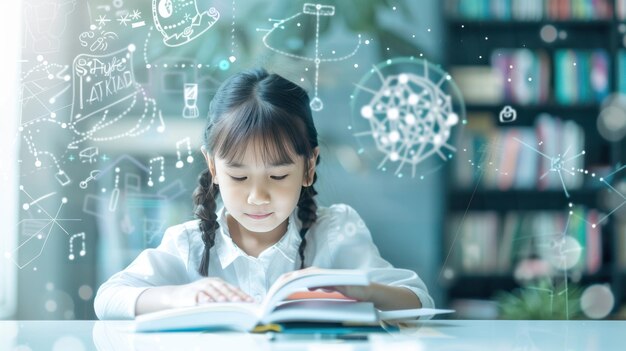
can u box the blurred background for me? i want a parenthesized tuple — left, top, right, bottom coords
(2, 0, 626, 321)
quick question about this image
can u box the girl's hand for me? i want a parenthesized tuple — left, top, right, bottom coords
(175, 277, 254, 306)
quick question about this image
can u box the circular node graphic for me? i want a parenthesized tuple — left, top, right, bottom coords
(350, 57, 466, 178)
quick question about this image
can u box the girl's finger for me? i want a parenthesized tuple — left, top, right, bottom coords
(196, 291, 213, 304)
(211, 283, 241, 302)
(225, 286, 254, 302)
(203, 284, 227, 302)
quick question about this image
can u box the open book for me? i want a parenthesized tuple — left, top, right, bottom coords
(134, 268, 451, 332)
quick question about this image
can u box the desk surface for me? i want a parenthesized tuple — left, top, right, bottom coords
(1, 320, 624, 350)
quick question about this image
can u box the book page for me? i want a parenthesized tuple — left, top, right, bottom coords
(259, 268, 369, 318)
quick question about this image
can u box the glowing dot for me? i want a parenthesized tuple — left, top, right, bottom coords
(146, 64, 151, 69)
(219, 60, 230, 70)
(61, 123, 67, 128)
(389, 131, 400, 142)
(128, 44, 136, 52)
(50, 112, 56, 118)
(163, 63, 168, 68)
(228, 56, 236, 63)
(433, 134, 442, 145)
(398, 74, 409, 84)
(49, 98, 56, 104)
(45, 300, 57, 312)
(64, 75, 70, 82)
(365, 40, 370, 45)
(390, 152, 399, 161)
(48, 74, 54, 80)
(581, 284, 614, 319)
(353, 64, 358, 68)
(592, 224, 597, 228)
(387, 108, 399, 120)
(528, 77, 532, 82)
(569, 203, 573, 207)
(61, 197, 68, 204)
(78, 285, 93, 300)
(37, 55, 44, 62)
(22, 204, 29, 210)
(360, 105, 373, 118)
(35, 160, 41, 167)
(405, 114, 416, 125)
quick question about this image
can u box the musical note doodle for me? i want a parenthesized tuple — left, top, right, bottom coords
(68, 232, 86, 260)
(147, 156, 165, 187)
(157, 110, 165, 133)
(175, 137, 194, 168)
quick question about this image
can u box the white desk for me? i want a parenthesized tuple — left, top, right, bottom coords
(1, 320, 624, 350)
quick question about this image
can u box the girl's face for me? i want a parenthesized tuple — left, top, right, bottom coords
(205, 142, 318, 236)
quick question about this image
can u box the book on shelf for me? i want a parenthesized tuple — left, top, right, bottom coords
(554, 49, 610, 105)
(449, 66, 504, 105)
(454, 113, 585, 191)
(446, 208, 603, 276)
(445, 0, 612, 20)
(491, 49, 550, 105)
(134, 268, 452, 332)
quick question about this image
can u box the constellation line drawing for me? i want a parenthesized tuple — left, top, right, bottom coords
(513, 137, 586, 198)
(8, 187, 81, 269)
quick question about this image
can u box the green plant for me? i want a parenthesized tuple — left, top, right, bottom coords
(495, 279, 583, 320)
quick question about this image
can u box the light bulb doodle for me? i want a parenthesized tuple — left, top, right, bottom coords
(350, 57, 466, 178)
(68, 232, 86, 260)
(147, 156, 165, 187)
(152, 0, 219, 47)
(257, 3, 361, 111)
(175, 137, 194, 168)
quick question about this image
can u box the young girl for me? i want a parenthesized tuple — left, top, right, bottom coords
(94, 68, 434, 319)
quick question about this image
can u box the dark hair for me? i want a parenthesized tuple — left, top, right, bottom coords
(193, 68, 320, 276)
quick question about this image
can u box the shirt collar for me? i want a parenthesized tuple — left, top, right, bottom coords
(215, 207, 302, 269)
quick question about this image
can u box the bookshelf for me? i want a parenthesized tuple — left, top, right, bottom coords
(442, 0, 626, 319)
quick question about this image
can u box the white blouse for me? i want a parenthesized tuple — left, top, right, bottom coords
(94, 204, 434, 320)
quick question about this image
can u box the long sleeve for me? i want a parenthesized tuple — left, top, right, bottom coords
(308, 204, 435, 310)
(94, 224, 192, 320)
